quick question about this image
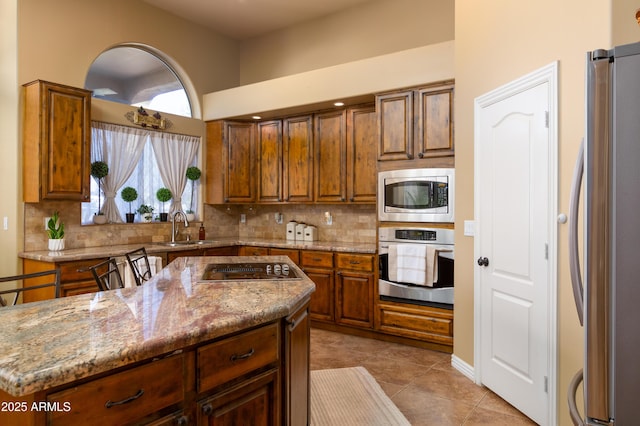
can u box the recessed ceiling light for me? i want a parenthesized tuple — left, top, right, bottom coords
(334, 102, 344, 107)
(252, 115, 262, 120)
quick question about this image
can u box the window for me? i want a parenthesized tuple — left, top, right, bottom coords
(82, 45, 200, 224)
(82, 122, 200, 225)
(85, 46, 192, 118)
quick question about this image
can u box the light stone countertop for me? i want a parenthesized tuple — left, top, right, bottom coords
(0, 255, 315, 397)
(18, 238, 376, 263)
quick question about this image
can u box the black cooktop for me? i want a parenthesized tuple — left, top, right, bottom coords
(201, 262, 300, 281)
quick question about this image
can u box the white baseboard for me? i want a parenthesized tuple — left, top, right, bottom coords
(451, 354, 475, 382)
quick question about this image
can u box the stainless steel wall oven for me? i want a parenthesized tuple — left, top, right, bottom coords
(378, 227, 454, 307)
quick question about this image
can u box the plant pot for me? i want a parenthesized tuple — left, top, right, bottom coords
(125, 213, 135, 223)
(93, 214, 107, 225)
(159, 213, 168, 222)
(142, 213, 153, 223)
(48, 239, 65, 251)
(186, 213, 196, 222)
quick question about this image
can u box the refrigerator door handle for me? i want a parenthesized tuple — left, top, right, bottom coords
(569, 138, 585, 326)
(568, 369, 585, 426)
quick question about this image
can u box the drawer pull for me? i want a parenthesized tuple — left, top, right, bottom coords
(230, 348, 255, 362)
(349, 260, 361, 265)
(312, 257, 322, 262)
(105, 389, 144, 408)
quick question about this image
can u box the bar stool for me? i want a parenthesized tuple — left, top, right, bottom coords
(124, 247, 153, 287)
(88, 258, 124, 291)
(0, 269, 61, 306)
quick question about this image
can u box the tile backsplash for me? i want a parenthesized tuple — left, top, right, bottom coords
(23, 202, 375, 251)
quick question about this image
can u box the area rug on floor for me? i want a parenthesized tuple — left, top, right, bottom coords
(310, 366, 410, 426)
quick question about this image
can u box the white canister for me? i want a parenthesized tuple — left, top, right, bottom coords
(295, 223, 306, 240)
(286, 221, 297, 240)
(304, 225, 317, 242)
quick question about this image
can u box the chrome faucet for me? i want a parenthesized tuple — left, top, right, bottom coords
(171, 210, 189, 243)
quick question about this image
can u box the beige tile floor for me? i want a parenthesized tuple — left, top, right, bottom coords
(310, 328, 537, 425)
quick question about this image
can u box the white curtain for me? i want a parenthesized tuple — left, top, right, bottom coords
(149, 132, 200, 216)
(91, 122, 148, 223)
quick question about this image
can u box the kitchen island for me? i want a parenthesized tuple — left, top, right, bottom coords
(0, 256, 314, 425)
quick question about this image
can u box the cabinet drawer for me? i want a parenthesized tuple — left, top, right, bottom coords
(240, 246, 270, 256)
(47, 354, 184, 426)
(376, 304, 453, 346)
(198, 322, 280, 393)
(335, 253, 374, 272)
(300, 251, 333, 269)
(58, 258, 108, 283)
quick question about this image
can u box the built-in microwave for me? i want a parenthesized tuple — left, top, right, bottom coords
(378, 168, 454, 223)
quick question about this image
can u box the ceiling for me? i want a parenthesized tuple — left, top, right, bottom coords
(142, 0, 377, 40)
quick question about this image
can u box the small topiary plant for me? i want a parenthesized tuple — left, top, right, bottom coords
(156, 187, 172, 213)
(90, 161, 109, 214)
(185, 166, 201, 213)
(121, 186, 138, 214)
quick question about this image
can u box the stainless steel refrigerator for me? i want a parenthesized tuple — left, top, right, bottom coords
(568, 42, 640, 425)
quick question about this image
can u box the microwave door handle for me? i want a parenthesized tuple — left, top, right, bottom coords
(568, 138, 584, 326)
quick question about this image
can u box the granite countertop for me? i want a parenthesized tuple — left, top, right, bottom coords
(19, 238, 376, 263)
(0, 256, 315, 397)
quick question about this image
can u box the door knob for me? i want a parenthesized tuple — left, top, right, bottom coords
(477, 257, 489, 267)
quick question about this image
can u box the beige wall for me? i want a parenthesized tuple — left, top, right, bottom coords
(238, 0, 454, 84)
(17, 0, 240, 99)
(0, 0, 20, 276)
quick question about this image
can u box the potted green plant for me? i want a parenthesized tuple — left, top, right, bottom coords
(47, 211, 65, 251)
(90, 161, 109, 224)
(121, 186, 138, 223)
(185, 166, 201, 221)
(156, 187, 172, 222)
(137, 204, 155, 223)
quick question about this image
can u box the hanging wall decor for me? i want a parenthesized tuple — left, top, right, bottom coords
(125, 106, 172, 130)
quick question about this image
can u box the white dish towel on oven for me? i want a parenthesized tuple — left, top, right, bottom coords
(389, 244, 440, 287)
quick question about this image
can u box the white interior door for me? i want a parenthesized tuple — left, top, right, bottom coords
(474, 65, 557, 425)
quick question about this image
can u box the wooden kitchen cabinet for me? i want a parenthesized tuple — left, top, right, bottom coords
(283, 302, 310, 426)
(23, 80, 91, 202)
(300, 250, 335, 323)
(377, 81, 454, 165)
(283, 115, 314, 202)
(205, 120, 256, 204)
(269, 247, 300, 265)
(239, 246, 270, 256)
(197, 368, 280, 426)
(257, 120, 283, 202)
(256, 115, 314, 204)
(375, 300, 453, 352)
(314, 110, 347, 202)
(22, 258, 105, 301)
(202, 246, 239, 256)
(47, 353, 185, 426)
(335, 253, 375, 329)
(346, 105, 377, 203)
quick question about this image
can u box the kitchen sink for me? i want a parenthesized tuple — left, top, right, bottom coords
(156, 241, 197, 247)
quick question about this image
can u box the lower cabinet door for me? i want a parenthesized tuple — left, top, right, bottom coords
(304, 268, 334, 323)
(335, 270, 374, 328)
(197, 369, 280, 426)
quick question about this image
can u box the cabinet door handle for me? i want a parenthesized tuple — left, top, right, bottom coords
(287, 309, 308, 332)
(105, 389, 144, 408)
(230, 348, 255, 361)
(202, 403, 213, 416)
(418, 152, 424, 158)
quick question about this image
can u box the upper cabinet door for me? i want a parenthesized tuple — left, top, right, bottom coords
(23, 80, 91, 202)
(257, 120, 283, 202)
(376, 90, 413, 161)
(346, 105, 377, 203)
(224, 121, 255, 203)
(283, 115, 314, 203)
(314, 110, 347, 202)
(415, 84, 454, 159)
